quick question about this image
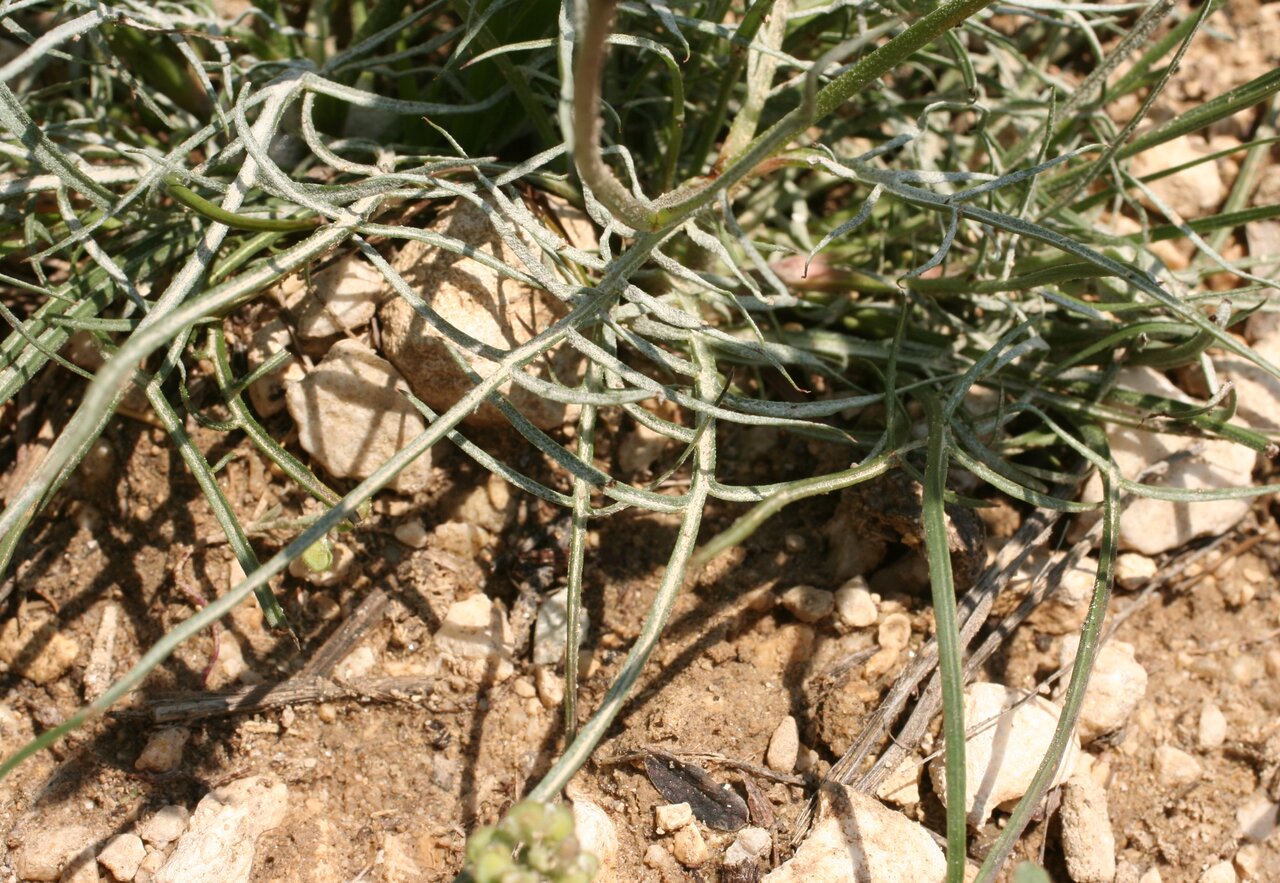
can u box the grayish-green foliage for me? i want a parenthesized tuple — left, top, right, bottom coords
(0, 1, 1276, 879)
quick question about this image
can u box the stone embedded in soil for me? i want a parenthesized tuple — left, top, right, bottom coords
(153, 776, 288, 883)
(874, 755, 922, 807)
(0, 602, 82, 684)
(1011, 550, 1098, 635)
(393, 518, 429, 549)
(618, 422, 669, 474)
(1080, 368, 1256, 556)
(1236, 790, 1279, 843)
(1058, 635, 1147, 744)
(735, 826, 771, 858)
(433, 594, 515, 681)
(210, 629, 254, 690)
(10, 824, 93, 881)
(1199, 861, 1239, 883)
(1114, 552, 1157, 591)
(1153, 744, 1203, 787)
(333, 645, 376, 681)
(275, 253, 387, 340)
(929, 682, 1080, 827)
(762, 785, 945, 883)
(532, 587, 589, 666)
(1213, 334, 1280, 433)
(534, 664, 564, 708)
(136, 805, 190, 848)
(378, 197, 586, 430)
(97, 833, 147, 882)
(1059, 772, 1117, 883)
(1198, 703, 1229, 750)
(135, 727, 191, 773)
(654, 802, 694, 833)
(245, 318, 304, 418)
(876, 613, 911, 652)
(643, 844, 684, 883)
(135, 849, 166, 882)
(1234, 844, 1262, 880)
(570, 797, 619, 883)
(284, 338, 432, 494)
(779, 585, 834, 624)
(834, 578, 877, 628)
(766, 716, 800, 774)
(1129, 135, 1224, 219)
(671, 824, 709, 868)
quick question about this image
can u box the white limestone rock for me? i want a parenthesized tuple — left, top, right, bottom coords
(153, 777, 288, 883)
(532, 587, 588, 667)
(434, 594, 515, 681)
(1212, 334, 1280, 433)
(929, 682, 1080, 826)
(135, 727, 190, 774)
(834, 578, 878, 628)
(762, 785, 945, 882)
(1060, 772, 1117, 883)
(1129, 136, 1224, 219)
(245, 318, 304, 418)
(285, 338, 432, 494)
(10, 824, 93, 881)
(766, 716, 800, 774)
(97, 833, 147, 882)
(136, 805, 190, 848)
(378, 198, 586, 430)
(570, 797, 618, 883)
(1058, 636, 1147, 744)
(276, 254, 386, 340)
(1082, 368, 1255, 555)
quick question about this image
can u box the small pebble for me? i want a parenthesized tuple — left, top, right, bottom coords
(534, 666, 564, 709)
(779, 585, 834, 624)
(532, 587, 589, 667)
(1059, 773, 1116, 883)
(136, 805, 190, 848)
(1154, 745, 1203, 787)
(571, 798, 618, 881)
(97, 833, 147, 882)
(734, 826, 771, 858)
(1114, 553, 1157, 590)
(766, 715, 800, 774)
(834, 578, 877, 628)
(1236, 791, 1279, 842)
(10, 825, 92, 881)
(783, 533, 807, 553)
(1199, 861, 1238, 883)
(877, 613, 912, 652)
(671, 824, 709, 868)
(393, 519, 429, 549)
(136, 849, 166, 882)
(864, 645, 900, 681)
(512, 677, 536, 699)
(1265, 648, 1280, 680)
(1234, 844, 1262, 880)
(643, 844, 683, 883)
(135, 727, 190, 774)
(1230, 655, 1264, 686)
(317, 704, 338, 724)
(1139, 869, 1163, 883)
(333, 645, 376, 681)
(654, 802, 693, 833)
(1198, 703, 1228, 751)
(1059, 636, 1147, 743)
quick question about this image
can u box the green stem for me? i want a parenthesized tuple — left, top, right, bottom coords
(919, 391, 967, 882)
